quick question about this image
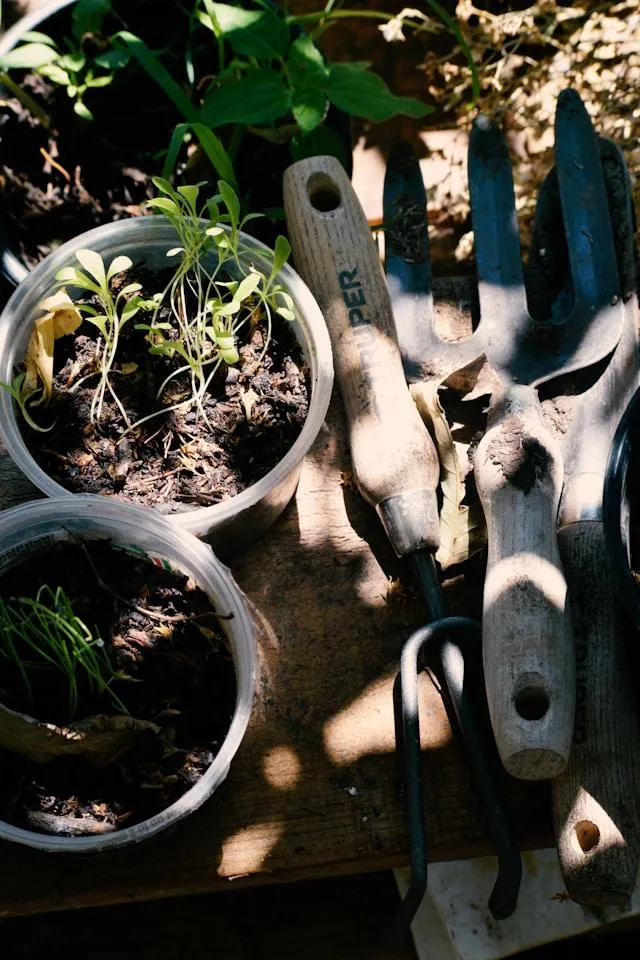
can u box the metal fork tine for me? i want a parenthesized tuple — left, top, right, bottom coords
(383, 142, 483, 383)
(555, 89, 621, 312)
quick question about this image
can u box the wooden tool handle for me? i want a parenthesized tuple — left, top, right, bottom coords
(474, 385, 575, 780)
(553, 521, 640, 906)
(283, 156, 441, 557)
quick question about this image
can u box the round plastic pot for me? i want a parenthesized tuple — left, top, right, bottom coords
(0, 215, 333, 554)
(0, 494, 257, 853)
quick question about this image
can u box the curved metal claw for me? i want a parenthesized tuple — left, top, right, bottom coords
(388, 616, 522, 947)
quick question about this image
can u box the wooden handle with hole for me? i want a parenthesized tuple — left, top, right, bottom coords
(283, 156, 440, 557)
(552, 521, 640, 906)
(474, 385, 575, 780)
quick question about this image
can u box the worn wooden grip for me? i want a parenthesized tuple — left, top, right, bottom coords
(553, 520, 640, 906)
(283, 156, 441, 556)
(474, 386, 575, 780)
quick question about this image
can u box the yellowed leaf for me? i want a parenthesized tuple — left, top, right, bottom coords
(24, 289, 82, 403)
(240, 387, 259, 420)
(411, 381, 484, 569)
(120, 362, 138, 375)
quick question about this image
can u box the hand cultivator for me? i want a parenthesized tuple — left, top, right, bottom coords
(283, 86, 640, 939)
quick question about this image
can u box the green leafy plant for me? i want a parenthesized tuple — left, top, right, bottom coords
(0, 583, 129, 721)
(0, 0, 130, 120)
(55, 249, 145, 426)
(118, 0, 460, 177)
(134, 176, 295, 428)
(10, 178, 294, 434)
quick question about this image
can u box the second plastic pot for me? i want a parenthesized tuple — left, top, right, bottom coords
(0, 494, 257, 853)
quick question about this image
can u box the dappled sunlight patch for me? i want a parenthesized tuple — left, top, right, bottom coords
(263, 744, 301, 791)
(219, 821, 283, 879)
(323, 669, 451, 766)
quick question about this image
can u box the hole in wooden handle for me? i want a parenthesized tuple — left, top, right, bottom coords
(307, 173, 341, 212)
(575, 820, 600, 853)
(513, 682, 550, 721)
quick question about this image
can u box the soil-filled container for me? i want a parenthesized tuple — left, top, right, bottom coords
(0, 214, 333, 554)
(0, 0, 353, 280)
(0, 494, 256, 852)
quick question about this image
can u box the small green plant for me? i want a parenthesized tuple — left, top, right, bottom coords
(137, 176, 295, 426)
(0, 0, 130, 120)
(0, 583, 129, 721)
(55, 249, 146, 427)
(9, 178, 295, 433)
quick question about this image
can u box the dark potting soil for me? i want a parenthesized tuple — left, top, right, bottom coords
(0, 0, 305, 266)
(0, 538, 237, 835)
(0, 0, 192, 268)
(21, 265, 310, 512)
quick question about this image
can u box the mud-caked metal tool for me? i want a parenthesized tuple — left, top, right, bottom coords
(384, 91, 624, 781)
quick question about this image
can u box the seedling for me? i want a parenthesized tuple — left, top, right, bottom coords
(6, 178, 296, 434)
(0, 0, 130, 121)
(137, 176, 295, 428)
(0, 583, 129, 722)
(55, 250, 145, 426)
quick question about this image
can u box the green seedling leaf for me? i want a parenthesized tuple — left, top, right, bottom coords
(58, 50, 85, 73)
(39, 63, 71, 86)
(235, 271, 261, 302)
(0, 374, 53, 433)
(276, 305, 296, 321)
(288, 34, 328, 83)
(202, 1, 289, 59)
(288, 31, 329, 130)
(151, 175, 178, 198)
(75, 249, 106, 286)
(200, 68, 291, 128)
(55, 265, 97, 290)
(87, 75, 114, 89)
(215, 299, 240, 317)
(217, 180, 241, 229)
(292, 88, 328, 134)
(113, 31, 199, 124)
(87, 314, 108, 337)
(93, 48, 131, 70)
(218, 337, 239, 365)
(19, 31, 58, 47)
(120, 301, 140, 323)
(176, 184, 201, 217)
(0, 42, 59, 70)
(161, 122, 237, 188)
(166, 246, 184, 257)
(107, 255, 132, 281)
(118, 282, 142, 296)
(73, 100, 93, 121)
(272, 234, 291, 274)
(147, 197, 180, 217)
(328, 63, 432, 121)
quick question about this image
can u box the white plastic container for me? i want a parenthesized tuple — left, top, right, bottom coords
(0, 216, 333, 553)
(0, 494, 257, 853)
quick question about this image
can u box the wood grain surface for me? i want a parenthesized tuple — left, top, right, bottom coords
(0, 278, 552, 919)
